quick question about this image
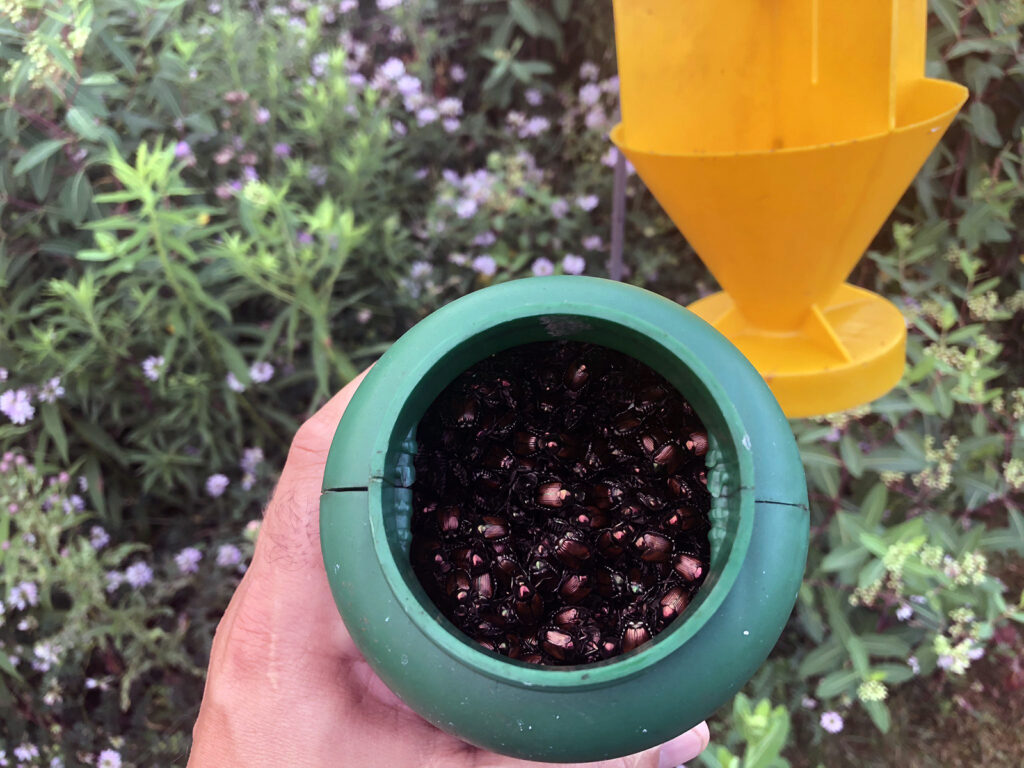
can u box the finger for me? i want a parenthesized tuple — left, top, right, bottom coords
(255, 367, 373, 570)
(657, 722, 710, 768)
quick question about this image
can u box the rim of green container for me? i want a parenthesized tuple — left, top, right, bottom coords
(360, 278, 756, 691)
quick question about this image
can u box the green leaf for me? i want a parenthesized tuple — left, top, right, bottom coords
(509, 0, 541, 35)
(798, 641, 843, 678)
(13, 138, 67, 175)
(40, 402, 69, 464)
(862, 700, 891, 733)
(67, 106, 103, 141)
(968, 102, 1002, 147)
(860, 634, 911, 658)
(816, 669, 859, 698)
(553, 0, 572, 21)
(215, 335, 251, 383)
(71, 419, 127, 466)
(84, 454, 105, 515)
(820, 543, 868, 572)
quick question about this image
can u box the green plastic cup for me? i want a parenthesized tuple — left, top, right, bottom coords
(320, 276, 807, 762)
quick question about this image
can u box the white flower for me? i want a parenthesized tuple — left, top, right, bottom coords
(580, 61, 599, 81)
(206, 474, 230, 497)
(249, 361, 275, 383)
(450, 63, 466, 82)
(442, 118, 460, 133)
(908, 656, 920, 674)
(896, 603, 913, 621)
(38, 377, 65, 403)
(438, 97, 463, 116)
(0, 389, 34, 425)
(378, 0, 402, 9)
(339, 0, 357, 12)
(0, 368, 7, 381)
(14, 744, 39, 762)
(819, 711, 844, 734)
(801, 696, 818, 709)
(562, 254, 586, 275)
(97, 749, 122, 768)
(575, 195, 599, 212)
(142, 355, 165, 381)
(226, 372, 246, 392)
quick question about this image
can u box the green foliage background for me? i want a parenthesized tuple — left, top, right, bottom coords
(0, 0, 1022, 765)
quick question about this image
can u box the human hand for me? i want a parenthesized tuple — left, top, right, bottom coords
(188, 369, 710, 768)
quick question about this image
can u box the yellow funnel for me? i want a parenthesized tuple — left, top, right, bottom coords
(611, 0, 968, 418)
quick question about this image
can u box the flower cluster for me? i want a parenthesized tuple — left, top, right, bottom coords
(911, 435, 960, 492)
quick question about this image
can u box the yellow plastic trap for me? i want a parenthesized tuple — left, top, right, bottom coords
(611, 0, 967, 418)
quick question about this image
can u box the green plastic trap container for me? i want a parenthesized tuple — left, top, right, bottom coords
(320, 276, 808, 762)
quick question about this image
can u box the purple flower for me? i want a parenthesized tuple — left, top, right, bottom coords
(575, 195, 599, 212)
(438, 97, 462, 117)
(416, 107, 439, 126)
(243, 165, 258, 182)
(97, 749, 122, 768)
(520, 116, 550, 138)
(175, 547, 203, 575)
(273, 142, 291, 157)
(455, 198, 478, 219)
(249, 361, 274, 383)
(0, 389, 34, 425)
(240, 447, 264, 473)
(216, 544, 242, 567)
(206, 474, 230, 497)
(579, 83, 602, 106)
(14, 744, 39, 762)
(908, 656, 920, 674)
(0, 368, 7, 381)
(226, 372, 246, 393)
(105, 571, 124, 593)
(524, 88, 542, 106)
(308, 165, 328, 186)
(550, 198, 570, 219)
(142, 355, 165, 382)
(450, 63, 466, 82)
(38, 377, 65, 403)
(396, 74, 421, 97)
(8, 581, 39, 610)
(378, 0, 402, 9)
(473, 231, 497, 247)
(297, 230, 314, 245)
(582, 235, 603, 251)
(531, 257, 555, 277)
(255, 107, 271, 125)
(820, 711, 844, 734)
(174, 140, 192, 158)
(562, 254, 586, 275)
(442, 118, 460, 133)
(471, 255, 497, 277)
(89, 526, 109, 550)
(584, 108, 607, 131)
(340, 0, 357, 12)
(380, 57, 405, 80)
(580, 61, 599, 81)
(125, 561, 153, 589)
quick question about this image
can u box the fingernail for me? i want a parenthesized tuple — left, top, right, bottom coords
(657, 722, 710, 768)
